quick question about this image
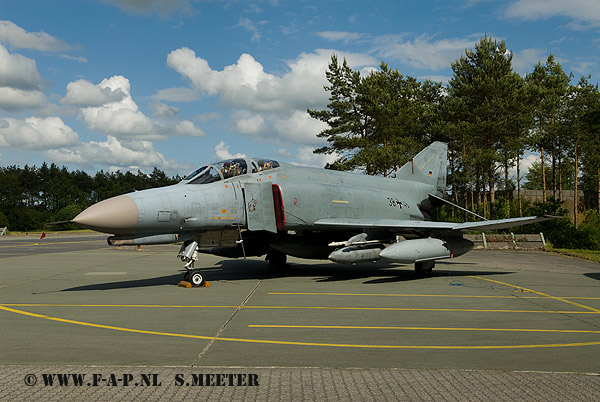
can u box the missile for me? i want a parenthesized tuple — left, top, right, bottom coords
(328, 244, 384, 264)
(379, 237, 473, 263)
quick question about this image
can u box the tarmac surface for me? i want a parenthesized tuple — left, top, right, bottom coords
(1, 233, 599, 400)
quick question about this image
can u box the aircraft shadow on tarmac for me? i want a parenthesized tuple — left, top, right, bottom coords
(59, 259, 510, 292)
(584, 272, 600, 281)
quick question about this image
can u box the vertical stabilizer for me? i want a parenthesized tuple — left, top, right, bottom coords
(394, 142, 447, 191)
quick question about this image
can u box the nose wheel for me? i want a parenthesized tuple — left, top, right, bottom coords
(184, 269, 204, 286)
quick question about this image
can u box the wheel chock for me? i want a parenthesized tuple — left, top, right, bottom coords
(136, 245, 142, 251)
(178, 281, 192, 288)
(203, 281, 210, 287)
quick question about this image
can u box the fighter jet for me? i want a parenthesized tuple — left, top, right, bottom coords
(72, 142, 555, 286)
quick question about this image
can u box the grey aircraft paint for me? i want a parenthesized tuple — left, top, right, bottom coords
(73, 142, 556, 283)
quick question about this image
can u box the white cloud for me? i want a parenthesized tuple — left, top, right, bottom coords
(195, 112, 220, 122)
(45, 135, 177, 169)
(571, 60, 598, 75)
(294, 145, 339, 168)
(59, 54, 88, 63)
(373, 34, 480, 71)
(508, 153, 539, 183)
(237, 17, 262, 42)
(0, 44, 43, 90)
(62, 79, 126, 107)
(69, 75, 156, 139)
(214, 141, 246, 160)
(318, 31, 366, 43)
(512, 48, 547, 75)
(0, 20, 72, 52)
(272, 110, 328, 144)
(151, 87, 198, 102)
(64, 75, 206, 141)
(167, 47, 377, 112)
(0, 117, 78, 150)
(0, 87, 46, 112)
(167, 47, 376, 145)
(229, 109, 327, 145)
(277, 148, 293, 158)
(150, 100, 178, 117)
(173, 120, 204, 136)
(232, 111, 266, 135)
(506, 0, 600, 27)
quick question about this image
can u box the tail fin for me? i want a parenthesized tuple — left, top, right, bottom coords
(394, 142, 447, 191)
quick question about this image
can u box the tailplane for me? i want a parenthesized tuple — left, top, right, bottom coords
(394, 142, 447, 191)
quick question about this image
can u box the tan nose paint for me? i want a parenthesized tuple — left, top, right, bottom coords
(72, 195, 138, 234)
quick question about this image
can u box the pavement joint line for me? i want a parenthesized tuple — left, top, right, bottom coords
(469, 276, 600, 313)
(1, 303, 599, 314)
(2, 304, 600, 350)
(193, 276, 265, 365)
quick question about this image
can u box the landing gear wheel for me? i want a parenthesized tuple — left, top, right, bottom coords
(266, 250, 287, 269)
(189, 270, 204, 287)
(183, 270, 192, 282)
(415, 261, 434, 277)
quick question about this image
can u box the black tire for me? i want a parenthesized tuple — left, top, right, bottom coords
(415, 261, 434, 277)
(189, 270, 204, 286)
(266, 250, 287, 268)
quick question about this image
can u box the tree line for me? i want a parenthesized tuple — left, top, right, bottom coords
(0, 163, 179, 231)
(308, 35, 600, 249)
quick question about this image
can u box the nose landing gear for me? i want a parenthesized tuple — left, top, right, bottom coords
(178, 240, 208, 287)
(183, 269, 204, 286)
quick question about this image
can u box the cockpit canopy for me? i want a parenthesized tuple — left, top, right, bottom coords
(183, 158, 280, 184)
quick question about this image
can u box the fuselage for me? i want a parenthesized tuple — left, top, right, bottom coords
(73, 158, 434, 238)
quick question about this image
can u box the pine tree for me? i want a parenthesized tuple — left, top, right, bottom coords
(447, 35, 523, 219)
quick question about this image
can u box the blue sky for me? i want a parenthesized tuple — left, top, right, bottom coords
(1, 0, 599, 177)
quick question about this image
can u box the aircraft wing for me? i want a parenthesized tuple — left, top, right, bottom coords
(314, 215, 558, 232)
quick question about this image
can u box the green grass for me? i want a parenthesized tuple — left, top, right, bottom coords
(549, 248, 600, 263)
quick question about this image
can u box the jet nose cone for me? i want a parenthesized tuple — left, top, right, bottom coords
(72, 195, 138, 234)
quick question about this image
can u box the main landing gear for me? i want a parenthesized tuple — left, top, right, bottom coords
(265, 249, 287, 269)
(178, 240, 207, 287)
(415, 260, 434, 277)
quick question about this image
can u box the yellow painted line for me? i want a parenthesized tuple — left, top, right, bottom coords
(0, 304, 238, 308)
(420, 155, 435, 170)
(2, 305, 600, 350)
(0, 239, 105, 248)
(0, 305, 213, 340)
(469, 276, 600, 313)
(1, 303, 597, 314)
(249, 324, 600, 334)
(269, 292, 541, 299)
(267, 292, 600, 301)
(331, 200, 350, 204)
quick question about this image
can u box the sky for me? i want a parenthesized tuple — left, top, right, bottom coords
(1, 0, 599, 177)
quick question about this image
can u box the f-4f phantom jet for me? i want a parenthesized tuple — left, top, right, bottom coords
(73, 142, 555, 286)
